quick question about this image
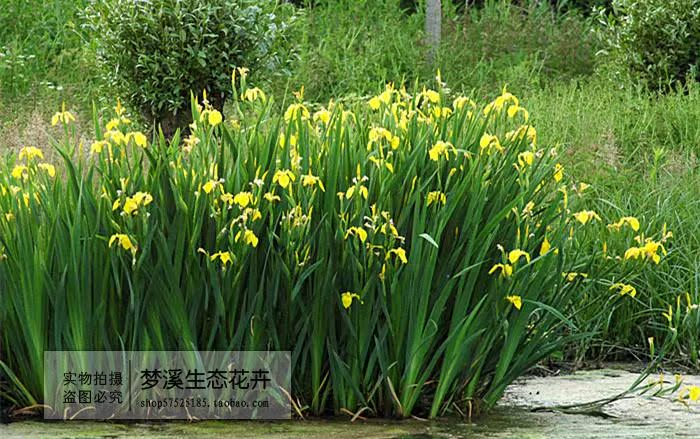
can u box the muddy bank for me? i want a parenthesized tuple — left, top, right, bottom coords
(1, 368, 698, 438)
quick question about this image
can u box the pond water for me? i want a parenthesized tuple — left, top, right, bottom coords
(2, 368, 698, 438)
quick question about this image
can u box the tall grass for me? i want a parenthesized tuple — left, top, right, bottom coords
(524, 77, 700, 367)
(0, 0, 103, 152)
(276, 0, 597, 103)
(0, 0, 95, 97)
(0, 75, 663, 417)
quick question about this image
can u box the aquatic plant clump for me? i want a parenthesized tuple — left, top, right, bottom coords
(0, 73, 668, 418)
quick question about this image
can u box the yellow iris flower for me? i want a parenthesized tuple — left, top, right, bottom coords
(284, 103, 310, 122)
(120, 191, 153, 215)
(386, 248, 408, 264)
(540, 237, 551, 256)
(428, 141, 455, 161)
(687, 385, 700, 401)
(368, 127, 400, 150)
(508, 249, 531, 264)
(126, 132, 148, 148)
(313, 108, 331, 124)
(210, 251, 233, 267)
(480, 134, 504, 155)
(235, 229, 259, 248)
(489, 263, 513, 278)
(51, 102, 75, 126)
(301, 171, 326, 191)
(273, 169, 296, 189)
(427, 191, 446, 207)
(109, 234, 135, 252)
(563, 272, 588, 282)
(264, 191, 281, 203)
(506, 295, 522, 310)
(341, 291, 362, 309)
(233, 191, 254, 208)
(37, 163, 55, 177)
(208, 110, 223, 126)
(18, 146, 44, 161)
(608, 216, 640, 232)
(11, 165, 29, 180)
(452, 96, 476, 110)
(517, 151, 534, 167)
(553, 163, 564, 182)
(242, 87, 266, 103)
(624, 238, 666, 264)
(344, 227, 368, 243)
(609, 283, 637, 298)
(573, 210, 601, 225)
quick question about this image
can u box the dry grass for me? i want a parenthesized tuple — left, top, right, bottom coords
(0, 101, 95, 164)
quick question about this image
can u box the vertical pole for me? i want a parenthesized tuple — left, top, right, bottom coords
(425, 0, 442, 67)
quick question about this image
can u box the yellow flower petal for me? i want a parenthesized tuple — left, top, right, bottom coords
(341, 291, 361, 309)
(508, 249, 531, 264)
(208, 110, 223, 126)
(506, 295, 522, 310)
(540, 237, 551, 256)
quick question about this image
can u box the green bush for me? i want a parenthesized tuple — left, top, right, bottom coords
(87, 0, 291, 134)
(597, 0, 700, 88)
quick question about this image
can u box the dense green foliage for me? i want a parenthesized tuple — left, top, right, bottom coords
(597, 0, 700, 88)
(1, 81, 658, 416)
(86, 0, 292, 132)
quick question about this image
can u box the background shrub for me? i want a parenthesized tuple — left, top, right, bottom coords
(88, 0, 292, 134)
(597, 0, 700, 88)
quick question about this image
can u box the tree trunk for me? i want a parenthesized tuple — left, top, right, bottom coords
(425, 0, 441, 67)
